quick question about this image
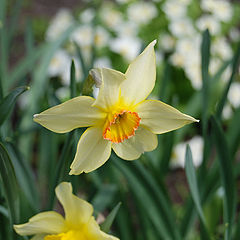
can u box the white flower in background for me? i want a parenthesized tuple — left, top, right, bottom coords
(212, 38, 233, 60)
(170, 52, 185, 68)
(48, 50, 71, 78)
(94, 57, 112, 69)
(209, 58, 221, 75)
(185, 62, 202, 90)
(71, 24, 93, 47)
(116, 0, 131, 4)
(94, 26, 110, 48)
(171, 136, 203, 168)
(222, 103, 233, 120)
(228, 82, 240, 108)
(79, 8, 95, 23)
(169, 18, 195, 38)
(46, 9, 74, 41)
(115, 21, 139, 38)
(163, 0, 187, 20)
(127, 2, 158, 25)
(110, 37, 142, 61)
(100, 5, 123, 29)
(56, 87, 70, 100)
(196, 15, 221, 35)
(201, 0, 216, 12)
(229, 28, 240, 42)
(211, 0, 233, 22)
(175, 37, 201, 58)
(222, 66, 232, 83)
(159, 33, 176, 51)
(178, 0, 191, 5)
(61, 58, 82, 85)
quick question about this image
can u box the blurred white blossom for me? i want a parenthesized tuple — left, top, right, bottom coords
(163, 0, 187, 20)
(127, 2, 157, 24)
(169, 18, 195, 37)
(94, 57, 112, 68)
(212, 38, 233, 59)
(171, 136, 203, 168)
(196, 15, 221, 35)
(79, 8, 95, 23)
(48, 50, 71, 78)
(159, 33, 176, 51)
(46, 9, 74, 41)
(100, 5, 123, 29)
(110, 37, 141, 61)
(228, 82, 240, 108)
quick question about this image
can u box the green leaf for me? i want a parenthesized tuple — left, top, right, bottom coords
(100, 202, 121, 233)
(0, 86, 29, 126)
(211, 116, 235, 240)
(70, 60, 77, 98)
(112, 156, 174, 240)
(216, 44, 240, 119)
(0, 205, 9, 218)
(185, 145, 210, 240)
(0, 142, 20, 226)
(92, 184, 117, 213)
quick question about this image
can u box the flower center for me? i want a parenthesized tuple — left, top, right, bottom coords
(44, 230, 87, 240)
(103, 110, 141, 143)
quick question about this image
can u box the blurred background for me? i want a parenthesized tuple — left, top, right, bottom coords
(1, 0, 240, 239)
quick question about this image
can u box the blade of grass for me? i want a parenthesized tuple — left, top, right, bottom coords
(0, 0, 8, 94)
(216, 44, 240, 119)
(112, 156, 174, 240)
(100, 202, 121, 233)
(0, 143, 20, 227)
(211, 116, 235, 240)
(185, 145, 210, 240)
(0, 86, 29, 126)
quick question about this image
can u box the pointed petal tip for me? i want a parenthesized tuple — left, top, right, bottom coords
(33, 114, 38, 118)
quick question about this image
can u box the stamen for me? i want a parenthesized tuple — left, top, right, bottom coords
(103, 110, 141, 143)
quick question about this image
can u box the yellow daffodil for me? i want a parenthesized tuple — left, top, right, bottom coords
(34, 40, 198, 175)
(14, 182, 119, 240)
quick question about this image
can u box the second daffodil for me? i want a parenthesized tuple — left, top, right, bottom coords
(34, 40, 198, 175)
(14, 182, 119, 240)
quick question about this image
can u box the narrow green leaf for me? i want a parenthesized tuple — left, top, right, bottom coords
(216, 44, 240, 119)
(0, 205, 9, 218)
(112, 156, 173, 240)
(74, 42, 88, 80)
(0, 86, 29, 126)
(0, 0, 8, 95)
(100, 202, 121, 233)
(92, 184, 117, 213)
(185, 145, 206, 225)
(70, 60, 77, 98)
(48, 131, 74, 210)
(0, 142, 19, 226)
(211, 116, 235, 240)
(227, 107, 240, 157)
(5, 142, 39, 212)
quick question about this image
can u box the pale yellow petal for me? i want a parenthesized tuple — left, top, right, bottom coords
(85, 217, 119, 240)
(55, 182, 93, 226)
(112, 127, 158, 160)
(120, 40, 156, 105)
(13, 212, 65, 236)
(33, 96, 105, 133)
(136, 100, 199, 134)
(69, 127, 112, 175)
(31, 235, 45, 240)
(92, 68, 126, 110)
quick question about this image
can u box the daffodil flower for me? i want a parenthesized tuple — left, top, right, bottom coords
(34, 40, 198, 175)
(14, 182, 119, 240)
